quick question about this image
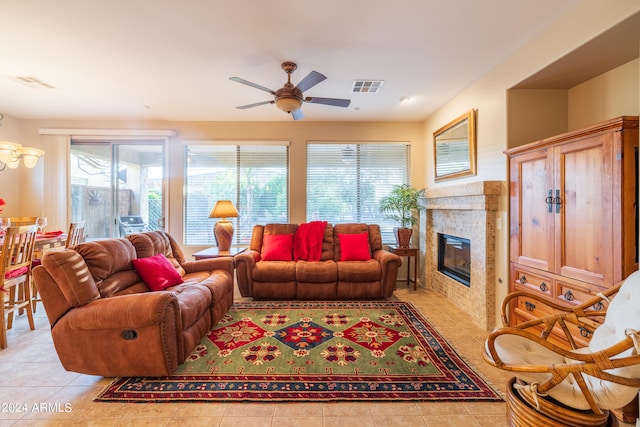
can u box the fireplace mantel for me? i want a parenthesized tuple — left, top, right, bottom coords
(422, 181, 501, 211)
(422, 181, 502, 330)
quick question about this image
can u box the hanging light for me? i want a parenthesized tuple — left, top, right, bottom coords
(0, 141, 45, 171)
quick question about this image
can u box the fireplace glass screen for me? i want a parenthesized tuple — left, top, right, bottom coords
(437, 233, 471, 287)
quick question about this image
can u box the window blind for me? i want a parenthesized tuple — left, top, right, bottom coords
(307, 142, 410, 243)
(184, 144, 289, 245)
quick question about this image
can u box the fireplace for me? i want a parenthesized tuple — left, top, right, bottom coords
(423, 180, 501, 330)
(437, 234, 471, 286)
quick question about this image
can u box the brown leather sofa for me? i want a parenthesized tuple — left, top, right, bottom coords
(32, 230, 234, 377)
(235, 223, 401, 299)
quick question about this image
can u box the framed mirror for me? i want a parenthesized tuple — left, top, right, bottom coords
(433, 109, 476, 181)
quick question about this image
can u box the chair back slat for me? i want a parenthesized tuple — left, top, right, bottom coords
(1, 224, 38, 348)
(1, 225, 39, 275)
(66, 221, 86, 249)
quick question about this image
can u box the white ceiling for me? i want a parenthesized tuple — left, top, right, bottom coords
(0, 0, 580, 122)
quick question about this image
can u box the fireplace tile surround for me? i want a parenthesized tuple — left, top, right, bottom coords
(422, 181, 501, 330)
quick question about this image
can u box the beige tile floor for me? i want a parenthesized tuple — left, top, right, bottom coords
(1, 285, 636, 426)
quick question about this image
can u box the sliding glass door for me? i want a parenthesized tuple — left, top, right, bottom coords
(70, 141, 165, 239)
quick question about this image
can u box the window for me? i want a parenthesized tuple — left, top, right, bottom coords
(70, 141, 165, 239)
(307, 142, 410, 243)
(184, 143, 289, 246)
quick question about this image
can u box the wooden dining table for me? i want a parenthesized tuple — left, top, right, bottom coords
(33, 232, 68, 259)
(0, 232, 68, 259)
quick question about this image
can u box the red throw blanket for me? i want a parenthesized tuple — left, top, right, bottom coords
(293, 221, 327, 261)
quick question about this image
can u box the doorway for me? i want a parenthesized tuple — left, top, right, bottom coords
(70, 141, 165, 239)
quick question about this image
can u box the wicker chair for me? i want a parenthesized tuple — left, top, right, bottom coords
(484, 270, 640, 427)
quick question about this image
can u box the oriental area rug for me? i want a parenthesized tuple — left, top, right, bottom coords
(96, 300, 502, 403)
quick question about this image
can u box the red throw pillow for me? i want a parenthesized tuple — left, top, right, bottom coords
(261, 234, 294, 261)
(132, 254, 183, 291)
(339, 232, 371, 261)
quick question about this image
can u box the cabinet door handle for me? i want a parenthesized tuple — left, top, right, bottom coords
(519, 275, 527, 284)
(545, 190, 554, 213)
(525, 301, 536, 312)
(564, 290, 574, 301)
(554, 189, 562, 213)
(539, 282, 548, 292)
(593, 301, 604, 311)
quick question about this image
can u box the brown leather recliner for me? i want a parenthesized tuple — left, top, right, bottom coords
(32, 231, 234, 377)
(235, 223, 402, 299)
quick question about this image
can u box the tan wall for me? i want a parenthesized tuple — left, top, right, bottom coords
(18, 120, 424, 253)
(0, 113, 27, 216)
(422, 1, 640, 327)
(568, 58, 640, 129)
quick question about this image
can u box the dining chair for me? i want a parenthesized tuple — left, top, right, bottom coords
(65, 221, 85, 248)
(1, 224, 39, 349)
(7, 216, 38, 226)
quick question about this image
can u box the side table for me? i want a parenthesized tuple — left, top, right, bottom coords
(389, 246, 418, 290)
(193, 247, 246, 260)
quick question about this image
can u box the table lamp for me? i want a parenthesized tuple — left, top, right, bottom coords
(209, 200, 239, 252)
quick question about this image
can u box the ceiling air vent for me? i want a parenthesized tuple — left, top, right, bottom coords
(14, 76, 56, 89)
(352, 80, 384, 93)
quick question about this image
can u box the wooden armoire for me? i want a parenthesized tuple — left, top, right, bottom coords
(505, 116, 638, 347)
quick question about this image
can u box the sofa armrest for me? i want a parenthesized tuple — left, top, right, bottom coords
(60, 292, 179, 330)
(181, 257, 235, 275)
(235, 250, 260, 297)
(51, 291, 182, 376)
(373, 249, 402, 297)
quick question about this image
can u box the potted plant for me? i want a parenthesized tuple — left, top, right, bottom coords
(379, 184, 424, 248)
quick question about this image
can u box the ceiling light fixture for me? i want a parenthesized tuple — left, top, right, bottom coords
(0, 141, 45, 171)
(275, 96, 302, 113)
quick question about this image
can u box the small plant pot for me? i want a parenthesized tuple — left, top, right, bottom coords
(394, 227, 413, 248)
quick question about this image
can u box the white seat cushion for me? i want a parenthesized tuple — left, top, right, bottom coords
(489, 270, 640, 410)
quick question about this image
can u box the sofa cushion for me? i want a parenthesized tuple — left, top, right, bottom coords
(338, 259, 381, 282)
(253, 260, 296, 282)
(74, 238, 141, 297)
(338, 232, 371, 261)
(127, 231, 186, 276)
(295, 260, 337, 283)
(169, 282, 212, 329)
(261, 233, 294, 261)
(132, 254, 184, 291)
(41, 249, 100, 307)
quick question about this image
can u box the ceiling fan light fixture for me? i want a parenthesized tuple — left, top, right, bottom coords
(275, 97, 302, 113)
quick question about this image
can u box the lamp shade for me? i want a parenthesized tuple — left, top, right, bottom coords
(209, 200, 239, 219)
(275, 97, 302, 113)
(21, 147, 45, 168)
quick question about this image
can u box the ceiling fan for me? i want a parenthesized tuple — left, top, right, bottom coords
(229, 61, 351, 120)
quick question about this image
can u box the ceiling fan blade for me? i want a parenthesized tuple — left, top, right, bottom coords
(291, 109, 304, 120)
(236, 100, 274, 109)
(295, 71, 327, 93)
(229, 77, 276, 94)
(305, 97, 351, 108)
